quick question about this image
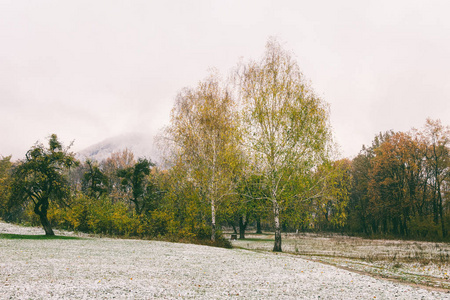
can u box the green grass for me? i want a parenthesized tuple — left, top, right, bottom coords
(0, 233, 83, 240)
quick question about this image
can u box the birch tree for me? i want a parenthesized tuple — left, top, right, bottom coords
(167, 73, 241, 241)
(238, 39, 331, 251)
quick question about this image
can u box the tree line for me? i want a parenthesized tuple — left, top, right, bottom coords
(346, 119, 450, 240)
(0, 40, 449, 251)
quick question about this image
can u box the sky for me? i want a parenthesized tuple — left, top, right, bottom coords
(1, 0, 450, 160)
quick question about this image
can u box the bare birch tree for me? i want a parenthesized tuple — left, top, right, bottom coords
(237, 39, 332, 251)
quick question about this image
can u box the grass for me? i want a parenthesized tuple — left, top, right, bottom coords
(230, 231, 450, 291)
(2, 229, 446, 299)
(1, 222, 448, 298)
(0, 233, 83, 240)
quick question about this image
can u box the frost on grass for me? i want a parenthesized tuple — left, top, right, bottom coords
(1, 222, 449, 299)
(0, 221, 83, 237)
(232, 233, 450, 290)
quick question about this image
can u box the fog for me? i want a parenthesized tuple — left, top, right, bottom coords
(1, 1, 449, 159)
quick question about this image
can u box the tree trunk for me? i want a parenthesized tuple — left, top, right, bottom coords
(433, 192, 439, 224)
(239, 215, 247, 239)
(438, 193, 447, 238)
(360, 213, 367, 235)
(228, 221, 237, 234)
(256, 217, 262, 234)
(273, 200, 282, 252)
(39, 213, 55, 236)
(133, 198, 142, 215)
(211, 199, 216, 242)
(34, 199, 54, 236)
(371, 220, 378, 234)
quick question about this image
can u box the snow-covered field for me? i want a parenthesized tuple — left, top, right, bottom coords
(232, 233, 450, 291)
(1, 222, 449, 299)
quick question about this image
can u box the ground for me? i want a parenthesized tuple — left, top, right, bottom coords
(1, 222, 449, 299)
(231, 232, 450, 291)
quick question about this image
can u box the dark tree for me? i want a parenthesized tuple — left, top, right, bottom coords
(117, 158, 155, 215)
(10, 134, 78, 235)
(82, 159, 109, 199)
(422, 119, 450, 238)
(238, 174, 270, 238)
(0, 156, 13, 219)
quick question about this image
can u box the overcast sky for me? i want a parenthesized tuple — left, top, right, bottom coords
(1, 0, 450, 160)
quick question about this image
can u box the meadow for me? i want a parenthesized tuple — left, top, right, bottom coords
(1, 222, 449, 299)
(232, 232, 450, 290)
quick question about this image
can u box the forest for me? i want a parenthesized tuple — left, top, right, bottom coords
(1, 40, 449, 251)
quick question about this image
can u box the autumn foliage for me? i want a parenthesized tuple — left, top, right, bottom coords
(347, 119, 450, 240)
(1, 40, 449, 246)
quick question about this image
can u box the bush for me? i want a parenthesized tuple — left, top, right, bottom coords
(408, 215, 441, 240)
(10, 192, 233, 249)
(193, 231, 232, 249)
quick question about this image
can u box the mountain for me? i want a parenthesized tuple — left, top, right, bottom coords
(77, 132, 161, 164)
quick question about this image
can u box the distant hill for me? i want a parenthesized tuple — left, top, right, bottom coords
(77, 132, 161, 164)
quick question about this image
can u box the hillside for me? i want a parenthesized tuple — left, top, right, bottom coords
(77, 132, 161, 164)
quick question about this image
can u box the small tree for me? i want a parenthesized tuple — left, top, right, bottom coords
(82, 159, 109, 199)
(117, 158, 155, 215)
(0, 156, 13, 220)
(312, 159, 352, 231)
(100, 149, 136, 204)
(10, 134, 78, 235)
(232, 173, 270, 238)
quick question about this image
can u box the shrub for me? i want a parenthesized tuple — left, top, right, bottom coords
(408, 215, 441, 240)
